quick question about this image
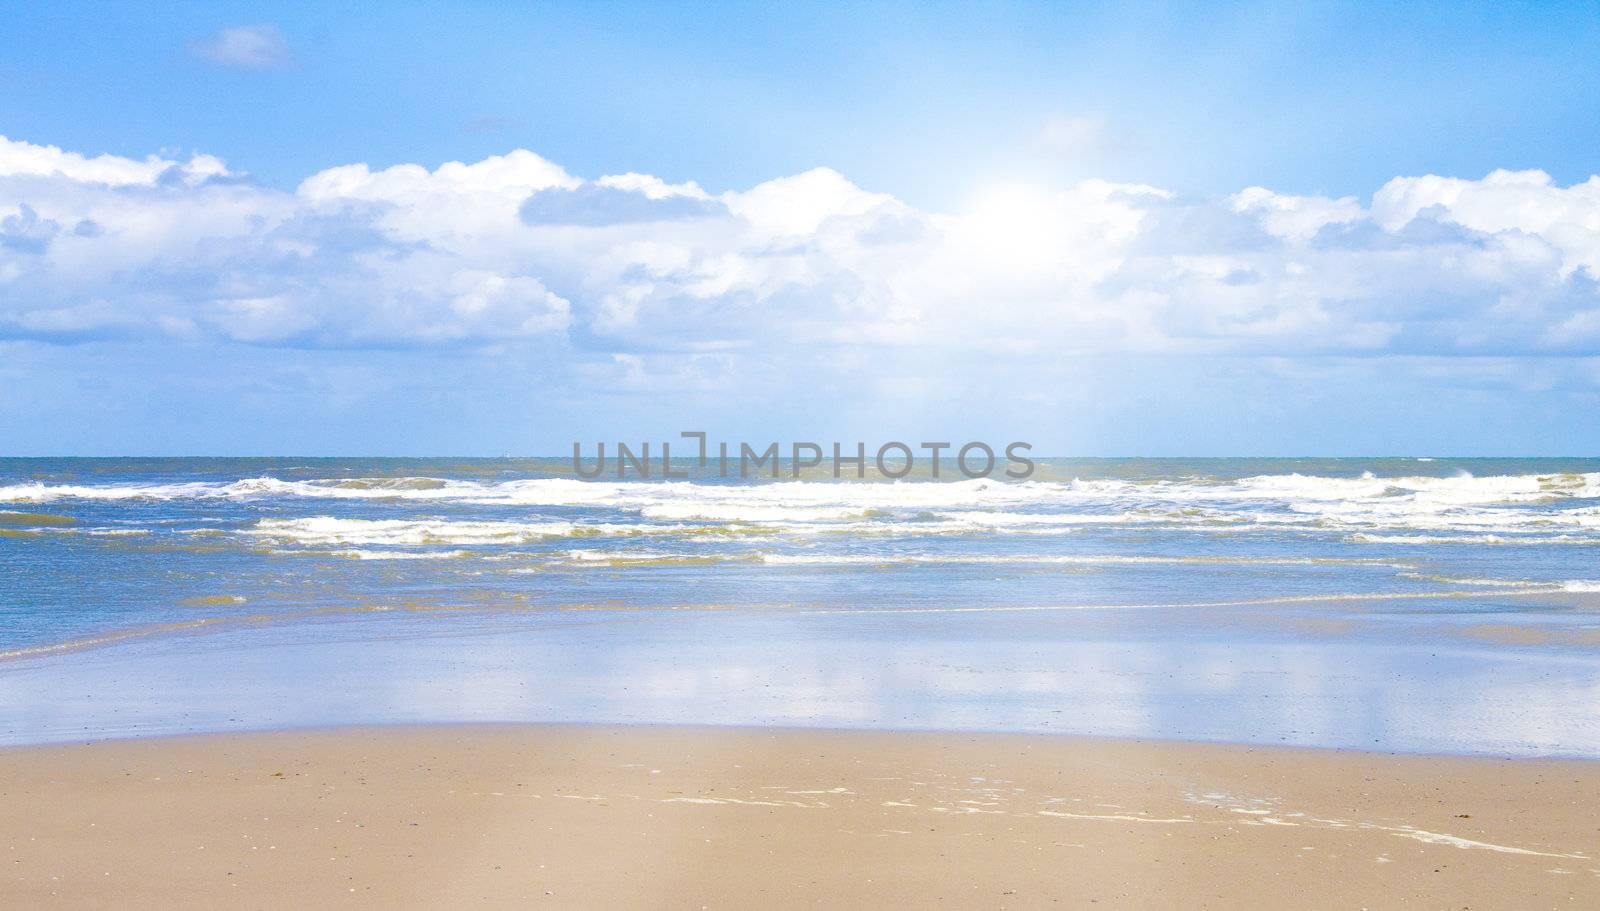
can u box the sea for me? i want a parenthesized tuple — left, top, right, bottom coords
(3, 457, 1599, 754)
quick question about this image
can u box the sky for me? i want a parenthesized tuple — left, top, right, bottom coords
(1, 0, 1599, 455)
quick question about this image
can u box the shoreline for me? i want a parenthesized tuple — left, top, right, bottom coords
(3, 585, 1588, 664)
(11, 717, 1600, 762)
(3, 724, 1596, 908)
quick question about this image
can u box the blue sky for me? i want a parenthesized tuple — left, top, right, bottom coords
(2, 1, 1599, 454)
(9, 1, 1600, 203)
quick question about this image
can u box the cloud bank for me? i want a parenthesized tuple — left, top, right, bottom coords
(1, 134, 1598, 368)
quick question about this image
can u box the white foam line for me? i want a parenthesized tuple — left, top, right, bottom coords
(1039, 810, 1193, 824)
(1185, 791, 1589, 858)
(658, 796, 824, 808)
(1389, 828, 1586, 858)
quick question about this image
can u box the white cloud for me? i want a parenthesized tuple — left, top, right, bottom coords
(0, 136, 226, 186)
(0, 133, 1597, 366)
(1229, 186, 1364, 241)
(720, 167, 899, 237)
(1371, 169, 1600, 278)
(189, 25, 294, 71)
(299, 151, 577, 207)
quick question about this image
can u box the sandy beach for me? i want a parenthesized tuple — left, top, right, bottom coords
(1, 725, 1595, 909)
(10, 1, 1600, 908)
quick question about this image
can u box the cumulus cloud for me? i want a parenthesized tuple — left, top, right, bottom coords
(0, 136, 227, 185)
(0, 133, 1597, 364)
(188, 25, 294, 71)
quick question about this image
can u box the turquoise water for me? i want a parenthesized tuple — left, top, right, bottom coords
(3, 457, 1599, 753)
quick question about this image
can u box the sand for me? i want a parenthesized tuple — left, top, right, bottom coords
(1, 725, 1596, 909)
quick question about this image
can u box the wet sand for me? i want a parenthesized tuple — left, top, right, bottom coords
(1, 725, 1596, 909)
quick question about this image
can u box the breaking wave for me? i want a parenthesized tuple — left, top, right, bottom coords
(2, 469, 1597, 543)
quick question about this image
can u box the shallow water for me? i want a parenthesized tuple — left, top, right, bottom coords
(2, 457, 1599, 754)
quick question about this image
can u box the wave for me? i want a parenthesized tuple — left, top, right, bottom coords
(638, 503, 880, 523)
(1398, 572, 1600, 591)
(0, 524, 150, 538)
(244, 517, 702, 546)
(7, 470, 1596, 505)
(309, 549, 480, 561)
(5, 470, 1598, 541)
(1348, 533, 1600, 545)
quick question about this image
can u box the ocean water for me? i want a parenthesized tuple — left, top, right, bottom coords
(3, 457, 1599, 754)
